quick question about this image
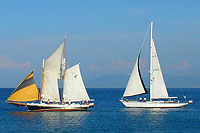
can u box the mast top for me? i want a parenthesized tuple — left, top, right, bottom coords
(150, 21, 153, 40)
(64, 28, 67, 40)
(64, 33, 67, 40)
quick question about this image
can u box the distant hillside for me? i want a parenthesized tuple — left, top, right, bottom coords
(85, 74, 200, 88)
(163, 75, 200, 88)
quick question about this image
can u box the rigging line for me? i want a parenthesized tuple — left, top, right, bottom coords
(138, 24, 150, 54)
(31, 61, 44, 72)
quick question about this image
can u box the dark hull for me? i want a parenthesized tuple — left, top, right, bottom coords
(26, 103, 94, 112)
(27, 105, 87, 112)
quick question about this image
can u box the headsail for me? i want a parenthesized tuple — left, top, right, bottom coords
(123, 53, 147, 97)
(62, 64, 90, 102)
(7, 71, 40, 102)
(150, 22, 169, 99)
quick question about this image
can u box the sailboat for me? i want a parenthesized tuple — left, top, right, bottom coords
(6, 36, 94, 111)
(120, 22, 193, 108)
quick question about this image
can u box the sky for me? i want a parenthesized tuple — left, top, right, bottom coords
(0, 0, 200, 88)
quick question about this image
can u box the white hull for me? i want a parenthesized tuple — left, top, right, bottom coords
(120, 100, 188, 108)
(26, 103, 94, 112)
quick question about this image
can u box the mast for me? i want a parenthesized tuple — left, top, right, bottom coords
(62, 34, 66, 103)
(40, 59, 45, 103)
(150, 21, 153, 101)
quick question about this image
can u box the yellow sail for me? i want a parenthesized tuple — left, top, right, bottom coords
(6, 71, 40, 102)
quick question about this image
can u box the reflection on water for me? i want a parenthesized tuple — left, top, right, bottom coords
(10, 112, 38, 119)
(9, 111, 91, 132)
(40, 111, 90, 125)
(122, 107, 180, 116)
(122, 108, 182, 120)
(121, 108, 182, 129)
(39, 111, 91, 132)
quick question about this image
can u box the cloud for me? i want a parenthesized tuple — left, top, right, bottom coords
(87, 64, 99, 72)
(0, 55, 30, 70)
(128, 8, 146, 15)
(168, 59, 191, 71)
(110, 60, 133, 70)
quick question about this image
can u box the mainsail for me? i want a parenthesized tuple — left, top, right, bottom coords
(150, 22, 169, 99)
(123, 53, 147, 97)
(41, 41, 65, 102)
(7, 71, 40, 102)
(62, 64, 90, 102)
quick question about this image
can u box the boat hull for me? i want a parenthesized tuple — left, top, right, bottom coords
(26, 103, 94, 112)
(120, 100, 188, 108)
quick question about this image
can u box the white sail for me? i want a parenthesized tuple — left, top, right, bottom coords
(63, 64, 90, 102)
(41, 41, 65, 102)
(44, 42, 65, 79)
(120, 22, 190, 108)
(150, 38, 169, 99)
(41, 69, 60, 102)
(123, 53, 147, 97)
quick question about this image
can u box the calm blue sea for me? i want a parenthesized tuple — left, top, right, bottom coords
(0, 88, 199, 132)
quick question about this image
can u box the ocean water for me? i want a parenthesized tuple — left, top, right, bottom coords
(0, 88, 199, 132)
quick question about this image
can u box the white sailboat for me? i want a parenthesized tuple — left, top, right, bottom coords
(6, 36, 94, 111)
(120, 22, 193, 108)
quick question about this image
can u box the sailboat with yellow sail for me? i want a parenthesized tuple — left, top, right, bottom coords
(6, 36, 94, 111)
